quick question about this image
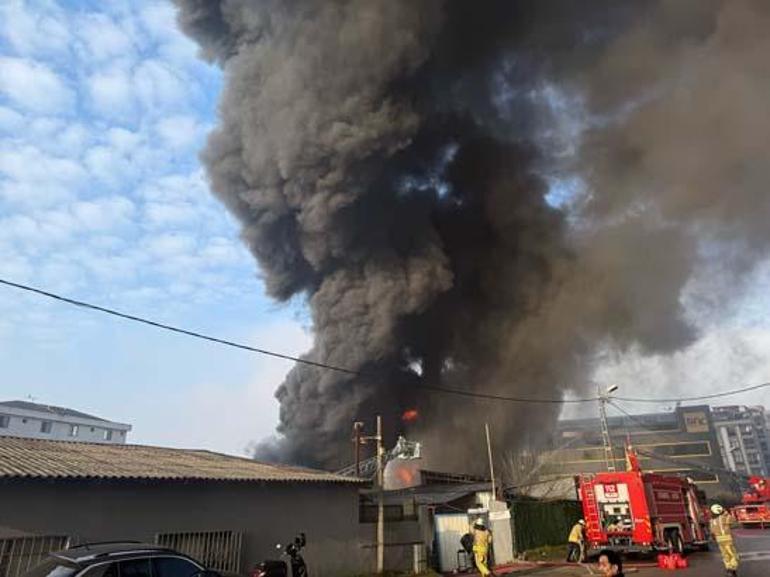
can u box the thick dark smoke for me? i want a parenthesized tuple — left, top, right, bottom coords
(174, 0, 770, 471)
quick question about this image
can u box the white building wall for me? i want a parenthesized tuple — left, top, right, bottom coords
(0, 406, 130, 444)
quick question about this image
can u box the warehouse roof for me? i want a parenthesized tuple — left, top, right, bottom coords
(0, 436, 363, 484)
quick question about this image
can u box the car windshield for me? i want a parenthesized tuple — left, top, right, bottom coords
(24, 558, 78, 577)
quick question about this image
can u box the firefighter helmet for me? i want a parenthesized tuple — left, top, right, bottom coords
(474, 518, 485, 528)
(710, 503, 724, 515)
(578, 519, 585, 525)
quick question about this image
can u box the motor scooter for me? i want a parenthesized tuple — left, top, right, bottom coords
(250, 533, 307, 577)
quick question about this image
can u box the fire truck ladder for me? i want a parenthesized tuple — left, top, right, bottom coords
(581, 478, 602, 529)
(598, 391, 616, 472)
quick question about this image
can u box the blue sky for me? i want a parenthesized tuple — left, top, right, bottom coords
(0, 0, 311, 455)
(2, 1, 770, 456)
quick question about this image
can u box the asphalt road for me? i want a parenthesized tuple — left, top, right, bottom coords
(517, 528, 770, 576)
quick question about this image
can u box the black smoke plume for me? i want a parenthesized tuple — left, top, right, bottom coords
(174, 0, 770, 470)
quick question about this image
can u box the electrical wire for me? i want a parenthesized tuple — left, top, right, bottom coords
(417, 384, 595, 404)
(0, 277, 358, 376)
(1, 276, 768, 406)
(0, 277, 598, 403)
(614, 382, 770, 403)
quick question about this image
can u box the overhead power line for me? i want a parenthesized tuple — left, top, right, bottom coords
(417, 384, 592, 404)
(1, 276, 768, 406)
(0, 277, 357, 376)
(614, 381, 770, 403)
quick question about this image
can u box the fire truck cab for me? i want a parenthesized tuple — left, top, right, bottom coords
(576, 450, 709, 555)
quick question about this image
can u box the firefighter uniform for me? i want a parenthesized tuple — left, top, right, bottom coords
(710, 511, 739, 574)
(566, 521, 584, 562)
(472, 523, 492, 576)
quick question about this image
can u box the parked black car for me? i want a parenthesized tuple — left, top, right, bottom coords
(23, 542, 221, 577)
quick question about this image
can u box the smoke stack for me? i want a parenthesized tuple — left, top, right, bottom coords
(174, 0, 770, 472)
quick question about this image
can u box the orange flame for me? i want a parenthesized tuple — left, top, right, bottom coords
(402, 409, 419, 422)
(397, 467, 415, 485)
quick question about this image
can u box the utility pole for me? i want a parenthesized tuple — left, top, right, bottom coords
(598, 385, 619, 472)
(352, 421, 364, 477)
(354, 417, 385, 573)
(485, 422, 496, 498)
(376, 415, 384, 574)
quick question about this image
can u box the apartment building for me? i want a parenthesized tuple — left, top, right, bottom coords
(712, 405, 770, 477)
(0, 400, 131, 444)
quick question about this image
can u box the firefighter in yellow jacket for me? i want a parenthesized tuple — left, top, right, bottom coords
(710, 503, 739, 576)
(566, 519, 585, 562)
(472, 518, 493, 576)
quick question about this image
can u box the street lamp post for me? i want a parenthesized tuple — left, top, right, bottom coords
(598, 385, 619, 472)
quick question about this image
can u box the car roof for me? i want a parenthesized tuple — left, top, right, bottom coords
(51, 543, 187, 566)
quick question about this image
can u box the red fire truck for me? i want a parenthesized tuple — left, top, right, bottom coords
(733, 476, 770, 528)
(576, 449, 710, 554)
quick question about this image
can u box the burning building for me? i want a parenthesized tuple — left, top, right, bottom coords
(174, 0, 770, 472)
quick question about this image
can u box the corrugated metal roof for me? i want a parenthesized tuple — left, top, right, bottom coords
(0, 436, 363, 484)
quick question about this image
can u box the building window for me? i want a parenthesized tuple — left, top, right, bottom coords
(40, 421, 52, 434)
(0, 415, 9, 428)
(104, 429, 113, 441)
(69, 424, 79, 437)
(90, 427, 95, 432)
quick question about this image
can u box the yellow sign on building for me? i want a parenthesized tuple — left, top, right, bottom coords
(683, 411, 710, 433)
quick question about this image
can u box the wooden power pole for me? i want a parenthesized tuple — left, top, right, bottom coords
(376, 415, 384, 574)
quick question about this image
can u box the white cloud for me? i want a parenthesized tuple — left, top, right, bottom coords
(144, 232, 197, 259)
(0, 247, 33, 282)
(0, 144, 85, 208)
(0, 1, 70, 58)
(107, 126, 143, 151)
(131, 320, 313, 455)
(74, 13, 136, 63)
(200, 237, 247, 267)
(84, 130, 148, 188)
(138, 171, 209, 203)
(144, 201, 198, 227)
(0, 57, 74, 114)
(0, 106, 24, 132)
(71, 196, 136, 231)
(155, 115, 203, 150)
(133, 59, 187, 112)
(138, 2, 178, 41)
(0, 144, 84, 183)
(87, 68, 136, 120)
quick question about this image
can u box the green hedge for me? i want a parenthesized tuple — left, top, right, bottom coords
(509, 499, 582, 552)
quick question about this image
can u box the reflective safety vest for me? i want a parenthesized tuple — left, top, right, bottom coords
(568, 523, 584, 544)
(710, 513, 735, 538)
(473, 528, 492, 549)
